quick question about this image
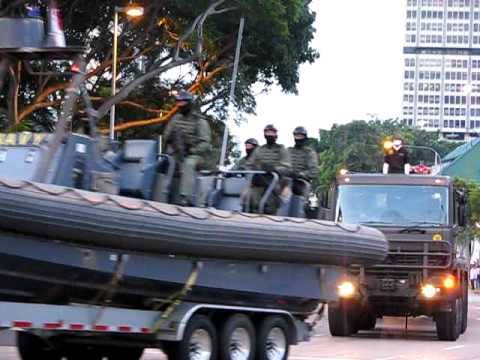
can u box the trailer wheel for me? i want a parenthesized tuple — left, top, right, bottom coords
(103, 347, 144, 360)
(65, 347, 103, 360)
(256, 316, 290, 360)
(171, 314, 217, 360)
(328, 301, 355, 337)
(436, 297, 462, 341)
(220, 314, 255, 360)
(17, 332, 61, 360)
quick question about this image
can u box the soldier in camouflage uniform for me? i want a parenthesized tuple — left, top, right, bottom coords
(288, 126, 318, 196)
(246, 125, 291, 214)
(235, 138, 258, 170)
(163, 91, 212, 206)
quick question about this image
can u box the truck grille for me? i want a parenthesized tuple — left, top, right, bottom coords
(372, 239, 451, 269)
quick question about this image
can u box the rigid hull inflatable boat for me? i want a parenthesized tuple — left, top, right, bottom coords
(0, 176, 386, 313)
(0, 47, 388, 315)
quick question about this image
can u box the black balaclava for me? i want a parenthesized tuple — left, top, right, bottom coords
(179, 102, 193, 115)
(294, 138, 308, 148)
(265, 135, 277, 145)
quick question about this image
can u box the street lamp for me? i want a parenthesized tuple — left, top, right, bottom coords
(110, 3, 144, 140)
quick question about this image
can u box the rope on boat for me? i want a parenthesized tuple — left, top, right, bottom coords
(92, 254, 129, 326)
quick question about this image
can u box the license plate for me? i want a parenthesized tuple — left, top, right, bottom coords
(380, 278, 396, 291)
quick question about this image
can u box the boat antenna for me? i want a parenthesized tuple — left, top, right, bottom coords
(218, 16, 245, 169)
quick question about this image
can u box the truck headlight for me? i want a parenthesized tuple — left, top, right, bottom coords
(338, 281, 356, 298)
(421, 284, 438, 299)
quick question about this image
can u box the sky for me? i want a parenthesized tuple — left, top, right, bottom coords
(234, 0, 407, 148)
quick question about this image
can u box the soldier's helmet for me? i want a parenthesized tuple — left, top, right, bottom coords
(264, 124, 278, 133)
(175, 90, 194, 102)
(293, 126, 308, 137)
(245, 138, 259, 146)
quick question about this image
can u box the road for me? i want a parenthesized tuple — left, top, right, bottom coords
(2, 293, 480, 360)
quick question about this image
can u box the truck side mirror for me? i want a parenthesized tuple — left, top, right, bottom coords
(458, 204, 466, 227)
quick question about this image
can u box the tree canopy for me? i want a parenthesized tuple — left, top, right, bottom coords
(0, 0, 318, 138)
(312, 119, 462, 186)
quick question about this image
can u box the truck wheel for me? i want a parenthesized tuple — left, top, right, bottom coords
(170, 314, 217, 360)
(461, 282, 468, 334)
(328, 301, 355, 336)
(256, 316, 290, 360)
(357, 312, 376, 331)
(436, 297, 462, 341)
(220, 314, 255, 360)
(17, 332, 62, 360)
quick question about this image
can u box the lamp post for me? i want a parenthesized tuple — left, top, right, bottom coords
(110, 3, 144, 140)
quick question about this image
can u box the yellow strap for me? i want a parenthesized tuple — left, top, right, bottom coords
(152, 263, 200, 333)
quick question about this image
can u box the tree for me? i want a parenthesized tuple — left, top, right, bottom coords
(0, 0, 318, 138)
(314, 119, 462, 186)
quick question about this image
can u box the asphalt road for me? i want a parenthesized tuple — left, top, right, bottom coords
(2, 293, 480, 360)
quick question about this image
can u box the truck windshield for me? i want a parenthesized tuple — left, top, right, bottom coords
(336, 185, 449, 226)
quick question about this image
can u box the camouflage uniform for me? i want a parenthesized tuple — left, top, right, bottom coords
(235, 156, 249, 170)
(246, 144, 292, 214)
(288, 145, 319, 194)
(164, 110, 211, 203)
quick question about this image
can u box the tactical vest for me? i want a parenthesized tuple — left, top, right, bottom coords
(256, 144, 286, 166)
(171, 112, 199, 148)
(289, 146, 312, 173)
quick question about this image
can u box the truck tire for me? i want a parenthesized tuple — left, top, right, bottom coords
(256, 316, 290, 360)
(220, 314, 255, 360)
(328, 301, 356, 337)
(461, 281, 468, 334)
(170, 315, 218, 360)
(357, 312, 376, 331)
(436, 297, 462, 341)
(17, 332, 62, 360)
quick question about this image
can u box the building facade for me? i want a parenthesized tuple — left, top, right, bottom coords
(402, 0, 480, 140)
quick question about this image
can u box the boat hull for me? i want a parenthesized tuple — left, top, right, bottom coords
(0, 231, 341, 314)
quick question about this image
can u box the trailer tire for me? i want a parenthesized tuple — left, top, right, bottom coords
(328, 301, 355, 337)
(256, 316, 290, 360)
(171, 315, 217, 360)
(436, 297, 462, 341)
(103, 347, 144, 360)
(17, 332, 62, 360)
(220, 314, 255, 360)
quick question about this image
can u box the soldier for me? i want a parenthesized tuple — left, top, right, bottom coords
(383, 135, 411, 174)
(246, 124, 291, 214)
(288, 126, 319, 196)
(163, 90, 212, 206)
(235, 138, 258, 170)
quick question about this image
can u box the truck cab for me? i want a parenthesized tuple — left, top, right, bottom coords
(323, 173, 471, 341)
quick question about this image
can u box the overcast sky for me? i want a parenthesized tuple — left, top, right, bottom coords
(234, 0, 407, 148)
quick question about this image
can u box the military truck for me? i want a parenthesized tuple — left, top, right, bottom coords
(319, 173, 471, 341)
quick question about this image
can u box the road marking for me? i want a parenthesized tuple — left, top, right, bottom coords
(443, 345, 465, 351)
